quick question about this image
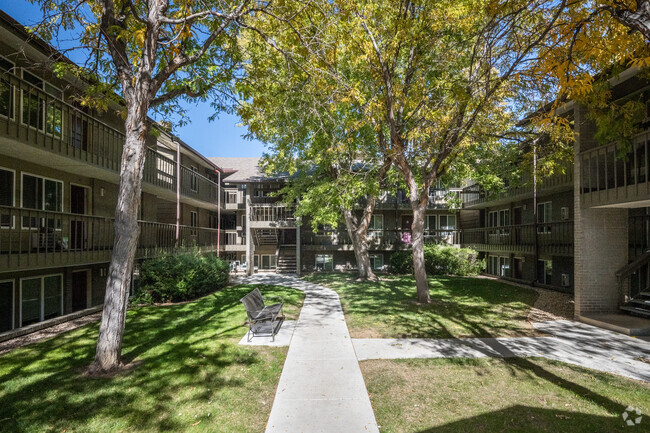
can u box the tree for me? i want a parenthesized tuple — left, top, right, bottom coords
(32, 0, 270, 372)
(242, 0, 567, 302)
(238, 52, 393, 280)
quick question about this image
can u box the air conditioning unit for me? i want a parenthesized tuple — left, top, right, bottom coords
(561, 273, 571, 287)
(561, 207, 569, 220)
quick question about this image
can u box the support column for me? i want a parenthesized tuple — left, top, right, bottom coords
(246, 183, 254, 276)
(296, 218, 301, 276)
(574, 104, 628, 317)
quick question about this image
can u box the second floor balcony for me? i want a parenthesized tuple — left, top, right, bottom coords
(0, 205, 219, 272)
(302, 229, 461, 251)
(248, 202, 296, 228)
(0, 71, 218, 205)
(460, 221, 574, 256)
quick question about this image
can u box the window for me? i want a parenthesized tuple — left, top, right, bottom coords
(261, 255, 277, 270)
(439, 215, 456, 230)
(20, 274, 62, 327)
(226, 191, 237, 204)
(315, 254, 333, 271)
(0, 168, 14, 228)
(537, 202, 552, 233)
(21, 174, 63, 230)
(0, 57, 15, 119)
(537, 259, 552, 285)
(190, 211, 198, 227)
(427, 215, 437, 231)
(488, 210, 509, 227)
(21, 71, 62, 136)
(369, 214, 384, 239)
(0, 280, 14, 332)
(488, 255, 509, 277)
(369, 254, 383, 270)
(190, 166, 198, 192)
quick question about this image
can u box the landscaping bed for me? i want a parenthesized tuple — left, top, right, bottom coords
(361, 357, 650, 433)
(303, 273, 553, 338)
(0, 284, 303, 433)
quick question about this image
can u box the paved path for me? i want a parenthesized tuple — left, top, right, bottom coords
(353, 320, 650, 382)
(236, 274, 379, 433)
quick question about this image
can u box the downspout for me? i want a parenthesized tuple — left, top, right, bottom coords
(217, 170, 221, 256)
(533, 141, 539, 284)
(175, 137, 181, 246)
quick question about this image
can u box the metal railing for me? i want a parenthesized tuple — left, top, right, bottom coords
(0, 71, 218, 203)
(460, 221, 574, 255)
(579, 133, 650, 206)
(249, 202, 295, 222)
(461, 171, 573, 207)
(302, 229, 461, 248)
(0, 206, 219, 270)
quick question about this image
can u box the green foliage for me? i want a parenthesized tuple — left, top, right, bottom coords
(134, 251, 230, 304)
(390, 245, 484, 277)
(423, 244, 484, 277)
(389, 251, 414, 275)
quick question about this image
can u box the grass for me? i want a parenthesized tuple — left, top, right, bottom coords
(303, 273, 540, 338)
(0, 284, 304, 433)
(361, 357, 650, 433)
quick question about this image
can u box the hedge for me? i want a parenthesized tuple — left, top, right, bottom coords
(390, 244, 484, 277)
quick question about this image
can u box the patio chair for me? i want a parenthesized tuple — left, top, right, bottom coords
(240, 288, 284, 341)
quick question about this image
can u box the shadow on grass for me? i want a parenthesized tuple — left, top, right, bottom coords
(304, 273, 539, 338)
(0, 284, 303, 433)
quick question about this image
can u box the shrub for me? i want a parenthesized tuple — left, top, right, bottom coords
(389, 250, 413, 274)
(390, 245, 484, 277)
(133, 251, 230, 304)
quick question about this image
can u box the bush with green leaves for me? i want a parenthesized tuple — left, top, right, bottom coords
(133, 251, 230, 304)
(390, 245, 484, 277)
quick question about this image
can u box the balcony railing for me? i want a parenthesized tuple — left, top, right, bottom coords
(0, 206, 219, 271)
(374, 191, 459, 209)
(460, 221, 574, 255)
(0, 72, 217, 203)
(579, 133, 650, 207)
(302, 229, 461, 249)
(462, 171, 573, 207)
(249, 203, 295, 222)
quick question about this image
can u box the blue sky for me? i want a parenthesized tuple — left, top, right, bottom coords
(1, 3, 267, 158)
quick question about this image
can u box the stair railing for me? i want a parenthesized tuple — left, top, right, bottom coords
(615, 250, 650, 305)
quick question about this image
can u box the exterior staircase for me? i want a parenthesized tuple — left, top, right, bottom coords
(253, 229, 278, 246)
(617, 251, 650, 319)
(276, 246, 297, 274)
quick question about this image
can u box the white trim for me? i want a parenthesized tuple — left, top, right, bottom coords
(69, 183, 91, 215)
(0, 55, 16, 121)
(19, 273, 64, 327)
(0, 166, 16, 229)
(0, 279, 15, 331)
(20, 172, 64, 230)
(19, 69, 63, 136)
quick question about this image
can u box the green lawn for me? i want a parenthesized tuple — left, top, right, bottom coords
(362, 357, 650, 433)
(303, 273, 540, 338)
(0, 284, 304, 433)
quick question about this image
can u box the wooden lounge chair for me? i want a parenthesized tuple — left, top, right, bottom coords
(240, 288, 284, 341)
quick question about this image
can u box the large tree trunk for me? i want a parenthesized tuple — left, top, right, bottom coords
(411, 200, 430, 303)
(342, 209, 378, 281)
(91, 108, 148, 372)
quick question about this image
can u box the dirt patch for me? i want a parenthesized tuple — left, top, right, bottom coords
(527, 287, 574, 322)
(0, 312, 102, 356)
(81, 359, 143, 378)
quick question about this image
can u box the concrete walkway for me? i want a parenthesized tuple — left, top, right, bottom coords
(353, 320, 650, 382)
(236, 274, 379, 433)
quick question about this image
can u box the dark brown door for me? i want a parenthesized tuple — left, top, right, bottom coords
(513, 207, 522, 225)
(401, 215, 413, 244)
(0, 281, 12, 332)
(513, 258, 523, 280)
(70, 185, 88, 250)
(71, 271, 88, 312)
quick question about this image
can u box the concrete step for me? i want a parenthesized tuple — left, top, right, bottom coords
(620, 305, 650, 319)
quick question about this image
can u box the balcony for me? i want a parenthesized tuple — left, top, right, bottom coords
(221, 229, 246, 251)
(374, 190, 459, 210)
(462, 171, 573, 208)
(302, 229, 461, 251)
(0, 72, 218, 205)
(579, 134, 650, 208)
(460, 221, 574, 256)
(0, 206, 219, 272)
(249, 203, 296, 228)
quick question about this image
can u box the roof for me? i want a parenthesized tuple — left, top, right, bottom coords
(208, 157, 288, 183)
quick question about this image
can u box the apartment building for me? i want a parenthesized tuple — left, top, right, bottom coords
(0, 10, 223, 337)
(212, 156, 463, 275)
(460, 66, 650, 330)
